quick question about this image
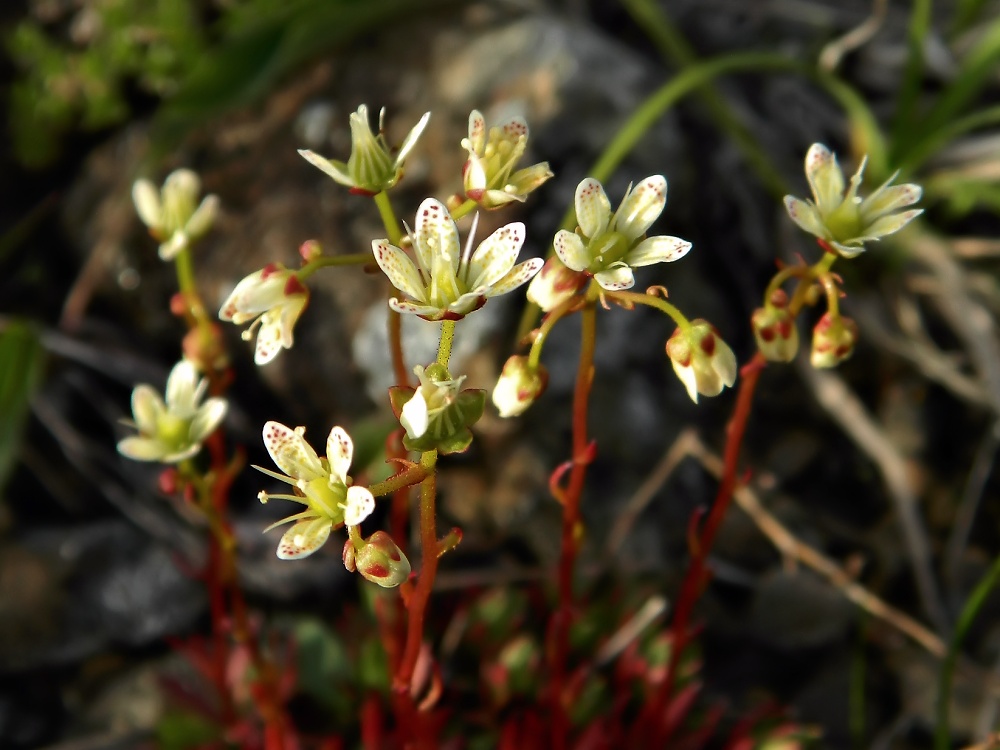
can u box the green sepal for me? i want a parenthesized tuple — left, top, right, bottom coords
(397, 388, 486, 455)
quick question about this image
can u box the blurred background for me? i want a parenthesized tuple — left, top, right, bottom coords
(2, 0, 1000, 747)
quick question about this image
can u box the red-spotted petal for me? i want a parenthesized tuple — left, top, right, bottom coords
(263, 421, 324, 482)
(326, 426, 353, 484)
(468, 222, 524, 289)
(277, 517, 332, 560)
(613, 176, 666, 240)
(575, 178, 612, 238)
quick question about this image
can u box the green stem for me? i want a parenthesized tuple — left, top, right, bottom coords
(437, 320, 456, 367)
(367, 464, 430, 498)
(934, 553, 1000, 749)
(374, 191, 403, 245)
(527, 297, 580, 370)
(174, 246, 198, 299)
(450, 198, 479, 221)
(297, 252, 371, 280)
(603, 289, 690, 329)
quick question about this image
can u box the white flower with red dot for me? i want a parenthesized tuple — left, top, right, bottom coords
(256, 421, 374, 560)
(553, 176, 691, 291)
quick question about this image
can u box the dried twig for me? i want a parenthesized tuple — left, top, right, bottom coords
(685, 434, 946, 657)
(818, 0, 890, 72)
(798, 363, 950, 636)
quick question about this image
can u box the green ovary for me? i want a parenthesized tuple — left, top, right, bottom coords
(823, 199, 863, 242)
(303, 477, 347, 521)
(586, 231, 630, 273)
(157, 413, 193, 451)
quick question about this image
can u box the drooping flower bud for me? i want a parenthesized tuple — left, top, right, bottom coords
(352, 531, 411, 588)
(665, 319, 737, 403)
(525, 257, 587, 312)
(810, 312, 858, 368)
(492, 356, 547, 418)
(751, 289, 799, 363)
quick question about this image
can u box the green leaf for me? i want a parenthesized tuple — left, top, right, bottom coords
(0, 322, 44, 494)
(292, 617, 352, 720)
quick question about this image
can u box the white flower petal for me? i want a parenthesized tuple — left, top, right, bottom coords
(396, 111, 431, 165)
(553, 230, 589, 272)
(400, 389, 429, 439)
(158, 232, 188, 261)
(276, 517, 332, 560)
(858, 208, 923, 240)
(415, 198, 460, 279)
(326, 426, 353, 484)
(594, 264, 635, 291)
(465, 110, 487, 155)
(132, 179, 162, 229)
(783, 196, 830, 240)
(165, 361, 200, 412)
(298, 149, 354, 187)
(626, 235, 692, 267)
(263, 421, 324, 482)
(861, 180, 922, 219)
(613, 175, 666, 240)
(131, 385, 164, 434)
(343, 486, 375, 527)
(185, 194, 219, 238)
(464, 153, 488, 194)
(117, 435, 168, 462)
(670, 361, 700, 403)
(388, 298, 443, 318)
(804, 143, 845, 210)
(486, 257, 544, 298)
(830, 240, 865, 258)
(575, 178, 612, 238)
(373, 240, 426, 301)
(189, 397, 228, 444)
(468, 222, 524, 289)
(253, 318, 284, 365)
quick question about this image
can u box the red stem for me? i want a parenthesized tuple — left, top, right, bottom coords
(648, 352, 767, 741)
(548, 303, 597, 749)
(394, 461, 438, 693)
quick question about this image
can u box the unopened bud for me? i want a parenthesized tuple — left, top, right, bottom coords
(751, 304, 799, 362)
(492, 356, 547, 418)
(299, 240, 322, 263)
(665, 319, 737, 403)
(810, 312, 858, 368)
(354, 531, 411, 588)
(526, 257, 587, 312)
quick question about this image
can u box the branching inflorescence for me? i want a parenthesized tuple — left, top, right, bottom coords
(118, 89, 922, 745)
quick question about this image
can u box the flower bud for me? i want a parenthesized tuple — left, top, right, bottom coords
(525, 257, 587, 312)
(810, 312, 858, 368)
(388, 364, 486, 454)
(751, 291, 799, 363)
(492, 356, 547, 418)
(665, 319, 737, 403)
(353, 531, 411, 588)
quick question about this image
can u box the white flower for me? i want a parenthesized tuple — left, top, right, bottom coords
(462, 109, 553, 209)
(554, 176, 691, 291)
(117, 360, 228, 463)
(219, 263, 309, 365)
(784, 143, 923, 258)
(373, 199, 543, 321)
(132, 169, 219, 261)
(298, 104, 430, 195)
(256, 422, 375, 560)
(665, 320, 738, 403)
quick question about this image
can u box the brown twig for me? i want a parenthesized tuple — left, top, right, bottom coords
(798, 362, 950, 636)
(684, 433, 947, 658)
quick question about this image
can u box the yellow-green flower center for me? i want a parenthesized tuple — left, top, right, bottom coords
(303, 476, 346, 521)
(587, 231, 631, 273)
(823, 199, 863, 242)
(156, 413, 191, 451)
